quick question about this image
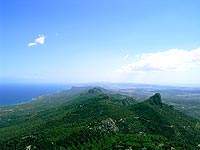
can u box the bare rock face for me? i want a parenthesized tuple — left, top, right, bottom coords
(149, 93, 162, 106)
(97, 118, 119, 133)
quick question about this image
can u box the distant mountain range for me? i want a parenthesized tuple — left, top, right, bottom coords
(0, 87, 200, 149)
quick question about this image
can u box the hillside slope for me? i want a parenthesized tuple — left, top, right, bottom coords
(0, 87, 199, 149)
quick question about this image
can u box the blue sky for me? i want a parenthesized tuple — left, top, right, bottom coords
(1, 0, 200, 86)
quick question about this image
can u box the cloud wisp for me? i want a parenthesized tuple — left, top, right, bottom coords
(123, 54, 129, 60)
(27, 34, 45, 46)
(119, 48, 200, 73)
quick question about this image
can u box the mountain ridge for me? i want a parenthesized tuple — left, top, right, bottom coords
(0, 87, 199, 149)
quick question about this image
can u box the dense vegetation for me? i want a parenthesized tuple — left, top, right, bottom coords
(0, 87, 200, 149)
(107, 85, 200, 120)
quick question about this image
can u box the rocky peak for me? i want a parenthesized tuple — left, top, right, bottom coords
(149, 93, 162, 106)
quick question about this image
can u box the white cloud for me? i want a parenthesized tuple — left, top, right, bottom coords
(27, 34, 45, 46)
(123, 54, 129, 60)
(35, 34, 45, 44)
(119, 48, 200, 73)
(27, 42, 37, 46)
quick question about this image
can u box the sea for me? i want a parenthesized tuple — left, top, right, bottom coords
(0, 83, 71, 106)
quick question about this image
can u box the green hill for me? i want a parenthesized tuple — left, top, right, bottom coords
(0, 87, 200, 149)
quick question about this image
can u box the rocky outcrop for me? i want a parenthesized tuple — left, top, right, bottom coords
(149, 93, 162, 106)
(97, 118, 119, 133)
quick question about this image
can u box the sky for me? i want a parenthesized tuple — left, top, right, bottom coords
(1, 0, 200, 86)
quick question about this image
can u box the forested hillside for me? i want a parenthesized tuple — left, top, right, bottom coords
(0, 87, 200, 149)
